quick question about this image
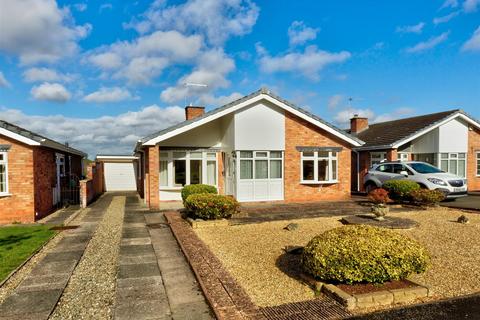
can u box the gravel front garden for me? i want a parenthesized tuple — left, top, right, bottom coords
(195, 207, 480, 310)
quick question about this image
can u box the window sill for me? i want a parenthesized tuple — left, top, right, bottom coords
(160, 187, 183, 191)
(0, 193, 12, 198)
(300, 180, 339, 185)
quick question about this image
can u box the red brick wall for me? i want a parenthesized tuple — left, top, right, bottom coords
(468, 127, 480, 191)
(146, 146, 159, 209)
(217, 152, 224, 195)
(284, 113, 352, 201)
(0, 136, 35, 224)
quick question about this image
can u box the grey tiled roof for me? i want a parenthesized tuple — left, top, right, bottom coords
(140, 88, 364, 145)
(353, 109, 478, 149)
(0, 119, 87, 157)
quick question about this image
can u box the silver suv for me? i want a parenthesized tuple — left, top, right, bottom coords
(364, 161, 468, 199)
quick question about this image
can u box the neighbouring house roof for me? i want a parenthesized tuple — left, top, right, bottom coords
(138, 88, 364, 149)
(96, 155, 138, 161)
(0, 119, 87, 157)
(353, 109, 480, 150)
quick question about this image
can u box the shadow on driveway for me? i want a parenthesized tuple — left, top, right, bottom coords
(440, 194, 480, 211)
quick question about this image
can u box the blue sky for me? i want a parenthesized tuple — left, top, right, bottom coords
(1, 0, 480, 158)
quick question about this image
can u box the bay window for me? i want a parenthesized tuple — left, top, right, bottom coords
(301, 150, 338, 184)
(0, 152, 8, 195)
(159, 151, 217, 188)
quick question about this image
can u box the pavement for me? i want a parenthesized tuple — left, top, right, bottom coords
(440, 194, 480, 211)
(0, 193, 212, 320)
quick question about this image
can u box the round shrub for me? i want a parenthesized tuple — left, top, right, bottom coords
(410, 189, 445, 206)
(181, 184, 217, 203)
(302, 225, 430, 284)
(383, 180, 420, 201)
(185, 194, 239, 220)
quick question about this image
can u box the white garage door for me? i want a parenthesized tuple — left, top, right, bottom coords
(104, 162, 137, 191)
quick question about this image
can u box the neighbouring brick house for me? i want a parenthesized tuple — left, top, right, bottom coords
(0, 120, 86, 224)
(134, 88, 364, 209)
(348, 110, 480, 192)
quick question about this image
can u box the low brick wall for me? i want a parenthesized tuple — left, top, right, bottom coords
(80, 162, 104, 208)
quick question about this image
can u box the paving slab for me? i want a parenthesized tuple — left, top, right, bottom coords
(118, 263, 161, 279)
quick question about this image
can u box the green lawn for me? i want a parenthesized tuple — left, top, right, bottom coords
(0, 225, 56, 282)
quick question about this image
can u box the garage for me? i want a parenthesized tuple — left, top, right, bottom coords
(96, 155, 138, 191)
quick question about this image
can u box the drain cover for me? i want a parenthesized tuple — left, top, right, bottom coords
(146, 223, 169, 229)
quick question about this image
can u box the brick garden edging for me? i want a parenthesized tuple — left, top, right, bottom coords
(301, 274, 432, 310)
(164, 211, 265, 320)
(186, 217, 229, 229)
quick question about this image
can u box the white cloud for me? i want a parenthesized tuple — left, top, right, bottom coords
(0, 71, 11, 88)
(288, 21, 319, 46)
(160, 48, 235, 104)
(82, 87, 137, 103)
(440, 0, 458, 9)
(197, 92, 243, 106)
(405, 32, 450, 53)
(0, 105, 185, 157)
(396, 22, 425, 34)
(462, 26, 480, 51)
(23, 67, 74, 82)
(0, 0, 91, 64)
(99, 3, 113, 12)
(87, 30, 203, 84)
(125, 0, 259, 46)
(327, 94, 343, 110)
(334, 108, 375, 125)
(257, 44, 351, 81)
(334, 107, 415, 127)
(73, 3, 87, 11)
(433, 11, 460, 24)
(30, 82, 71, 102)
(463, 0, 480, 12)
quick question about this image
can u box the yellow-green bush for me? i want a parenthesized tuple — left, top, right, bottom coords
(383, 180, 420, 201)
(185, 194, 239, 220)
(410, 189, 445, 206)
(302, 225, 430, 284)
(181, 184, 217, 204)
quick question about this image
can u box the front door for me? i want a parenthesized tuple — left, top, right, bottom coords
(224, 152, 235, 196)
(53, 154, 65, 206)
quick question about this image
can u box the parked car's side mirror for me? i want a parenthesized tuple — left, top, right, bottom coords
(399, 170, 409, 177)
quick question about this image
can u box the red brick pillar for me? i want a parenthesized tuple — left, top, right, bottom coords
(387, 149, 398, 161)
(147, 146, 160, 210)
(80, 179, 87, 208)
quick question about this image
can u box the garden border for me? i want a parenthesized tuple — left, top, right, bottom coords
(165, 211, 265, 320)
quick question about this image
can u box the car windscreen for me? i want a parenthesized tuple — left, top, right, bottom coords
(409, 162, 443, 174)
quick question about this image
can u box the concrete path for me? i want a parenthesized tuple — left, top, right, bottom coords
(114, 195, 213, 320)
(0, 195, 111, 320)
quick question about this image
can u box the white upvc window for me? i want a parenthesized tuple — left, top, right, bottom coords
(370, 152, 387, 167)
(476, 152, 480, 177)
(398, 153, 409, 162)
(0, 152, 9, 196)
(300, 151, 338, 184)
(238, 151, 283, 180)
(439, 153, 466, 177)
(159, 151, 218, 189)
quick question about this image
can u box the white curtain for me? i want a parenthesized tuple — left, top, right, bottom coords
(240, 160, 253, 179)
(269, 160, 282, 179)
(159, 160, 168, 186)
(206, 160, 216, 185)
(255, 160, 268, 179)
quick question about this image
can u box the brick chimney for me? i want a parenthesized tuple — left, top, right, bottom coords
(350, 114, 369, 134)
(185, 106, 205, 120)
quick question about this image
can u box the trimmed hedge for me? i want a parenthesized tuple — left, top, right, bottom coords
(302, 225, 430, 284)
(181, 184, 217, 204)
(184, 194, 239, 220)
(383, 180, 420, 201)
(410, 189, 445, 206)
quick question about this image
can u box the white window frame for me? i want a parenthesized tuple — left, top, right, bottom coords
(476, 152, 480, 177)
(0, 151, 9, 196)
(300, 151, 338, 184)
(159, 151, 218, 190)
(398, 153, 409, 162)
(370, 152, 387, 167)
(438, 152, 467, 177)
(238, 151, 284, 181)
